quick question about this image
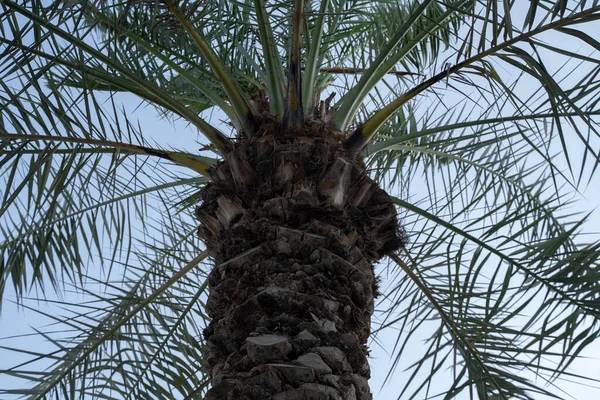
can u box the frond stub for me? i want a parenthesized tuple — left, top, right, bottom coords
(283, 0, 305, 130)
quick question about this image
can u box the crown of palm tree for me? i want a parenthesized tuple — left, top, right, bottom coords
(1, 0, 600, 399)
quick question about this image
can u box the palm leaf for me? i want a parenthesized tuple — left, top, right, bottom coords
(2, 1, 600, 399)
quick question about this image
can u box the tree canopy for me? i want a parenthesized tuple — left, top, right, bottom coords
(1, 0, 600, 398)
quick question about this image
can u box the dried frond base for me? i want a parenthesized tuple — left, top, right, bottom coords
(196, 119, 406, 399)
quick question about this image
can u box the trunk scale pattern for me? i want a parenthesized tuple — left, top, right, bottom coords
(197, 118, 405, 400)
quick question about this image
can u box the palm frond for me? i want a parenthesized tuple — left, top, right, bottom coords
(283, 0, 305, 129)
(254, 0, 286, 117)
(81, 2, 239, 125)
(367, 100, 600, 397)
(348, 2, 600, 157)
(334, 0, 471, 133)
(164, 0, 257, 137)
(2, 1, 600, 399)
(3, 0, 232, 152)
(1, 218, 210, 399)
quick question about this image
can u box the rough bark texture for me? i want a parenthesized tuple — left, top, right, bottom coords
(196, 117, 405, 400)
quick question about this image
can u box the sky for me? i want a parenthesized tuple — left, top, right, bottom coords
(2, 97, 599, 400)
(2, 1, 600, 399)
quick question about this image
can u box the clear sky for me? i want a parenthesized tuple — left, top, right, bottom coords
(2, 2, 600, 399)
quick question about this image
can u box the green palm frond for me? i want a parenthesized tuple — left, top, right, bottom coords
(80, 3, 238, 122)
(346, 2, 600, 156)
(2, 220, 210, 399)
(254, 0, 286, 117)
(283, 0, 305, 129)
(2, 0, 600, 399)
(0, 139, 207, 303)
(2, 0, 232, 152)
(163, 0, 258, 137)
(365, 88, 600, 396)
(333, 0, 471, 133)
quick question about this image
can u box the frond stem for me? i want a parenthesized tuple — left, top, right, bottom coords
(344, 5, 600, 153)
(302, 0, 329, 114)
(0, 132, 214, 177)
(2, 0, 233, 153)
(29, 250, 209, 400)
(390, 254, 507, 399)
(164, 0, 257, 137)
(254, 0, 285, 117)
(315, 67, 421, 77)
(283, 0, 305, 129)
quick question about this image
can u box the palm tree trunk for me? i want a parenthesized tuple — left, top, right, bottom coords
(197, 119, 404, 399)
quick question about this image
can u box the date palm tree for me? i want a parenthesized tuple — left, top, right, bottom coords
(2, 0, 600, 398)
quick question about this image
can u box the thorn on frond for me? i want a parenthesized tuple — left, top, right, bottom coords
(315, 92, 336, 122)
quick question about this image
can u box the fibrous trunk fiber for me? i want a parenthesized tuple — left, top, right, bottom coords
(196, 119, 404, 400)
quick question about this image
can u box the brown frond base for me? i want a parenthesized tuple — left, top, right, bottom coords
(196, 119, 406, 400)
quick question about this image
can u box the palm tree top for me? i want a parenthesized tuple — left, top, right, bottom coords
(1, 0, 600, 399)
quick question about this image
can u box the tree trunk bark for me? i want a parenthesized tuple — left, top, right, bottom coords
(197, 120, 404, 400)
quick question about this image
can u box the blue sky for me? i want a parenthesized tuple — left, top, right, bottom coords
(2, 1, 600, 399)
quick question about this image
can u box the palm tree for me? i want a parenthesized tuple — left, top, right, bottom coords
(2, 0, 600, 398)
